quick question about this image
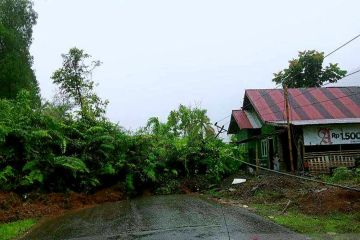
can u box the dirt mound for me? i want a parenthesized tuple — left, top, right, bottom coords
(220, 173, 360, 215)
(0, 186, 125, 223)
(299, 188, 360, 215)
(223, 174, 312, 200)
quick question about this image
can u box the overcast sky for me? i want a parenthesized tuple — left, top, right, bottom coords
(30, 0, 360, 131)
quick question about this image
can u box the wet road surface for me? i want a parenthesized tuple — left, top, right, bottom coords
(23, 194, 305, 240)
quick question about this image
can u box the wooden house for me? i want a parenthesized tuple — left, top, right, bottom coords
(228, 87, 360, 174)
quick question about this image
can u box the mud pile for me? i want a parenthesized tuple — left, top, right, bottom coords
(0, 186, 125, 223)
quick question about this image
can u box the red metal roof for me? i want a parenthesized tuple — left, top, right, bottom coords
(232, 110, 253, 129)
(245, 87, 360, 123)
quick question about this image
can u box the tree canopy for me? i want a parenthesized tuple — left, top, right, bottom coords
(0, 0, 40, 103)
(272, 50, 347, 88)
(51, 48, 107, 120)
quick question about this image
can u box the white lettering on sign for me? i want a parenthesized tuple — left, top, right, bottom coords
(303, 125, 360, 146)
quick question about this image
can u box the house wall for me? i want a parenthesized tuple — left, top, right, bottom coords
(234, 129, 259, 164)
(234, 126, 281, 169)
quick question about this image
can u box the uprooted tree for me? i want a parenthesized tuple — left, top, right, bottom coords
(51, 47, 108, 120)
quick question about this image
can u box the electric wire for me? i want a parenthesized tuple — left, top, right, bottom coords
(324, 32, 360, 58)
(227, 155, 360, 192)
(259, 89, 359, 119)
(213, 32, 360, 135)
(256, 69, 360, 117)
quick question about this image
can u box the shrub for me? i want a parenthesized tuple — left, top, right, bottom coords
(331, 167, 353, 182)
(0, 92, 243, 195)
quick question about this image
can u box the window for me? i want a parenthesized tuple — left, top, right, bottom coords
(261, 139, 268, 157)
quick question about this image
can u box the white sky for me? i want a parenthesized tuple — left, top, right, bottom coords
(31, 0, 360, 131)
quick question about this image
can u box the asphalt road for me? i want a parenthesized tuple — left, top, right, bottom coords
(23, 194, 305, 240)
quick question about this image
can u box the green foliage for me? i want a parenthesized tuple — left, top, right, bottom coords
(53, 156, 88, 173)
(125, 173, 135, 192)
(154, 179, 181, 195)
(0, 166, 14, 186)
(0, 89, 242, 194)
(51, 48, 108, 120)
(0, 219, 37, 240)
(273, 50, 347, 88)
(253, 204, 360, 234)
(321, 167, 360, 184)
(331, 167, 353, 181)
(0, 0, 40, 103)
(20, 169, 43, 186)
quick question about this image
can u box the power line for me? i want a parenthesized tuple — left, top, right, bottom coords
(343, 68, 360, 78)
(256, 68, 360, 117)
(217, 31, 360, 129)
(241, 84, 282, 111)
(214, 115, 231, 124)
(251, 32, 360, 116)
(227, 155, 360, 192)
(217, 69, 358, 132)
(213, 85, 282, 130)
(260, 88, 359, 119)
(235, 66, 357, 119)
(324, 32, 360, 58)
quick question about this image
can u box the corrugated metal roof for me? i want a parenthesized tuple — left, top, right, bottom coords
(228, 110, 262, 134)
(232, 110, 253, 129)
(245, 87, 360, 124)
(244, 111, 262, 128)
(269, 118, 360, 126)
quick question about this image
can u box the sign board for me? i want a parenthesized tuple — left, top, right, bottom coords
(303, 125, 360, 146)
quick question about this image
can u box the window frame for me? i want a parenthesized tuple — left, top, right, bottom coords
(261, 139, 269, 158)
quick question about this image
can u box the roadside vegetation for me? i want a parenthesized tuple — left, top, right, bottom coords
(208, 170, 360, 235)
(0, 88, 242, 195)
(0, 2, 244, 238)
(252, 204, 360, 234)
(1, 0, 358, 239)
(0, 0, 242, 197)
(320, 166, 360, 185)
(0, 219, 36, 240)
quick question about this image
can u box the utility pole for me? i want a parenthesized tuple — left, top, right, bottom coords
(255, 142, 259, 175)
(284, 85, 295, 172)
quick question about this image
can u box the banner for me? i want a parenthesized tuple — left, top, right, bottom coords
(303, 125, 360, 146)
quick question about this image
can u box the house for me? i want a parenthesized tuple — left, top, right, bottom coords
(228, 87, 360, 174)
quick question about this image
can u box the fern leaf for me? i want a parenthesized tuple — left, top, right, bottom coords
(53, 156, 89, 173)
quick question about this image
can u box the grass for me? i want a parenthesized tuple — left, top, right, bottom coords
(0, 219, 36, 240)
(252, 204, 360, 234)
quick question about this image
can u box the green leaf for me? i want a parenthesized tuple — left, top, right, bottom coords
(0, 166, 14, 183)
(31, 130, 51, 139)
(22, 161, 38, 172)
(53, 156, 88, 173)
(125, 173, 134, 191)
(21, 170, 44, 186)
(99, 163, 116, 175)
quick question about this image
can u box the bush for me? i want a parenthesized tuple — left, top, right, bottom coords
(331, 167, 354, 182)
(0, 93, 243, 195)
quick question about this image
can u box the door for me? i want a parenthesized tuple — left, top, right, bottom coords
(268, 138, 274, 169)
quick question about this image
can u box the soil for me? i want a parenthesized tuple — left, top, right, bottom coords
(1, 173, 359, 224)
(0, 186, 125, 223)
(213, 172, 360, 215)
